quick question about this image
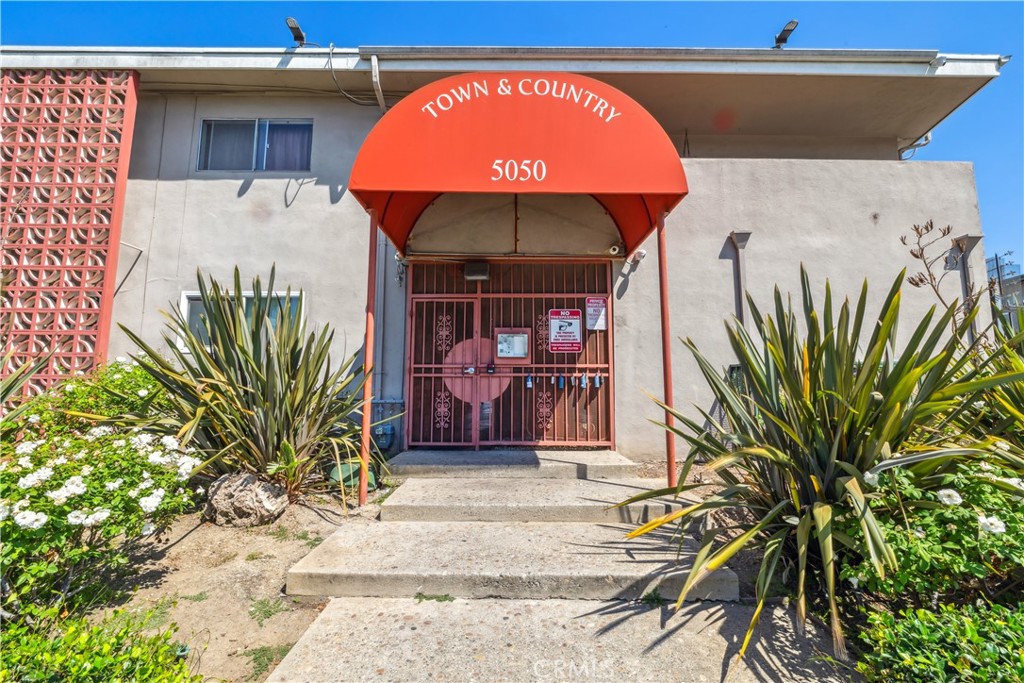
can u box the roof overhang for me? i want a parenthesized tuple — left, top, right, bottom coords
(348, 71, 687, 256)
(0, 45, 1007, 145)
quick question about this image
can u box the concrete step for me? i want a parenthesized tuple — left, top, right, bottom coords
(267, 598, 847, 683)
(380, 477, 685, 523)
(287, 521, 738, 601)
(386, 449, 639, 480)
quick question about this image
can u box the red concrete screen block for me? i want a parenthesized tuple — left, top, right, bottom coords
(1, 69, 139, 395)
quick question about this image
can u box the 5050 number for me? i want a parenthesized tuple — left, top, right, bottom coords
(490, 159, 547, 182)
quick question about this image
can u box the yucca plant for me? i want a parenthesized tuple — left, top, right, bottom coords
(622, 267, 1023, 660)
(99, 267, 370, 501)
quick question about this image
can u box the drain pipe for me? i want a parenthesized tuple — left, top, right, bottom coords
(359, 210, 380, 506)
(656, 216, 677, 488)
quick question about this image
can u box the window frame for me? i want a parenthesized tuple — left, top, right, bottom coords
(177, 290, 305, 353)
(196, 117, 314, 173)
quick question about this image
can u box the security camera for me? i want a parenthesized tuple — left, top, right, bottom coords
(607, 245, 623, 256)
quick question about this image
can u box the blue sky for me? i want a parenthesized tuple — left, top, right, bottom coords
(2, 1, 1021, 263)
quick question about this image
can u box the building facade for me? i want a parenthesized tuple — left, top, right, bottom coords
(0, 45, 1006, 464)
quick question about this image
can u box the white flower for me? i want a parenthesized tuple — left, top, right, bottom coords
(176, 455, 200, 481)
(51, 456, 68, 466)
(160, 435, 180, 451)
(848, 576, 859, 589)
(61, 439, 72, 448)
(979, 514, 1006, 535)
(81, 466, 93, 476)
(0, 501, 9, 521)
(17, 456, 33, 469)
(148, 451, 172, 466)
(863, 471, 879, 487)
(0, 462, 7, 473)
(85, 426, 112, 441)
(73, 450, 87, 460)
(26, 414, 40, 424)
(112, 439, 126, 448)
(143, 470, 152, 480)
(137, 389, 148, 398)
(13, 500, 29, 512)
(17, 466, 54, 489)
(45, 490, 68, 505)
(139, 488, 165, 514)
(138, 478, 153, 491)
(15, 441, 40, 456)
(14, 510, 48, 529)
(913, 527, 926, 539)
(67, 510, 87, 525)
(130, 433, 154, 449)
(979, 461, 994, 472)
(63, 384, 76, 393)
(116, 356, 127, 363)
(105, 478, 124, 491)
(972, 400, 986, 410)
(83, 509, 111, 527)
(140, 522, 156, 536)
(937, 489, 963, 506)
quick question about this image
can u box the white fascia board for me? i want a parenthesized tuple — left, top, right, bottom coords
(0, 45, 1005, 79)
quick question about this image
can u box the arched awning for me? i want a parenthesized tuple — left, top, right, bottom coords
(349, 72, 687, 256)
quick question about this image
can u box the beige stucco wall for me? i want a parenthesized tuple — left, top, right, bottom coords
(614, 158, 989, 462)
(111, 94, 379, 367)
(110, 94, 989, 460)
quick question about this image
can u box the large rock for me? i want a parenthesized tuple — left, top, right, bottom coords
(204, 473, 288, 527)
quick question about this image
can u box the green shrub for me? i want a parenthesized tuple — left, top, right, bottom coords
(0, 605, 201, 683)
(857, 602, 1024, 682)
(1, 368, 197, 613)
(623, 268, 1023, 659)
(842, 460, 1024, 601)
(114, 267, 372, 500)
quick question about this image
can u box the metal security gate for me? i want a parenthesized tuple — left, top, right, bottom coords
(406, 261, 614, 448)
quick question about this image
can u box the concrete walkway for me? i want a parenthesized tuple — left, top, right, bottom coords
(272, 452, 842, 682)
(268, 598, 849, 683)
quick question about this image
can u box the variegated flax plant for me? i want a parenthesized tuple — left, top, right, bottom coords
(82, 267, 371, 502)
(620, 267, 1023, 660)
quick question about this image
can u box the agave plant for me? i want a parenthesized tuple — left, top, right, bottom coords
(97, 267, 371, 501)
(622, 268, 1023, 660)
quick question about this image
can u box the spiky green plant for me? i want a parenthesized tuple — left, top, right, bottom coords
(621, 268, 1023, 660)
(99, 267, 370, 500)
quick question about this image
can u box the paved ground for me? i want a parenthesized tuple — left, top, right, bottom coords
(268, 597, 853, 683)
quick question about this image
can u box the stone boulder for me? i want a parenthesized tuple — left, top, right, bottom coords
(203, 473, 288, 527)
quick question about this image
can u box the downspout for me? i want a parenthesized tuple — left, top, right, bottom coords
(370, 55, 388, 114)
(359, 211, 380, 506)
(656, 216, 677, 487)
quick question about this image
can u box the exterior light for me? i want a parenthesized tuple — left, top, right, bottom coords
(286, 18, 306, 47)
(773, 20, 799, 49)
(463, 262, 490, 281)
(630, 249, 647, 266)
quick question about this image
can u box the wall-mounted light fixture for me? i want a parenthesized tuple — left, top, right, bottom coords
(463, 262, 490, 281)
(286, 17, 306, 47)
(773, 20, 799, 49)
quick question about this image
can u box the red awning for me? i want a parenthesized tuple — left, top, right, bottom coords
(349, 72, 687, 255)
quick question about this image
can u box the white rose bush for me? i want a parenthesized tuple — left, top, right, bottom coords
(1, 360, 198, 614)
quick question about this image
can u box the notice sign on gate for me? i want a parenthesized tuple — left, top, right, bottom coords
(548, 309, 583, 353)
(586, 297, 608, 330)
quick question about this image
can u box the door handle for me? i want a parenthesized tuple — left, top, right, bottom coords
(463, 366, 476, 375)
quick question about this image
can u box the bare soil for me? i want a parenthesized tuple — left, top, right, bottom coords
(112, 497, 382, 682)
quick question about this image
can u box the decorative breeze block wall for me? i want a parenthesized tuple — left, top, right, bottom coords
(1, 69, 138, 395)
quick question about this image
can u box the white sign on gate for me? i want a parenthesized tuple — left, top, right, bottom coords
(585, 297, 607, 330)
(549, 309, 583, 353)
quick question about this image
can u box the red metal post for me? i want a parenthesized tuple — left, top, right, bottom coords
(656, 217, 678, 487)
(358, 212, 380, 506)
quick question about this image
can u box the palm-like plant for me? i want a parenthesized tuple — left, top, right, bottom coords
(622, 268, 1023, 659)
(104, 267, 370, 500)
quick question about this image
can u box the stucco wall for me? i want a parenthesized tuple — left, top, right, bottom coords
(111, 94, 379, 367)
(614, 158, 989, 462)
(109, 94, 988, 462)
